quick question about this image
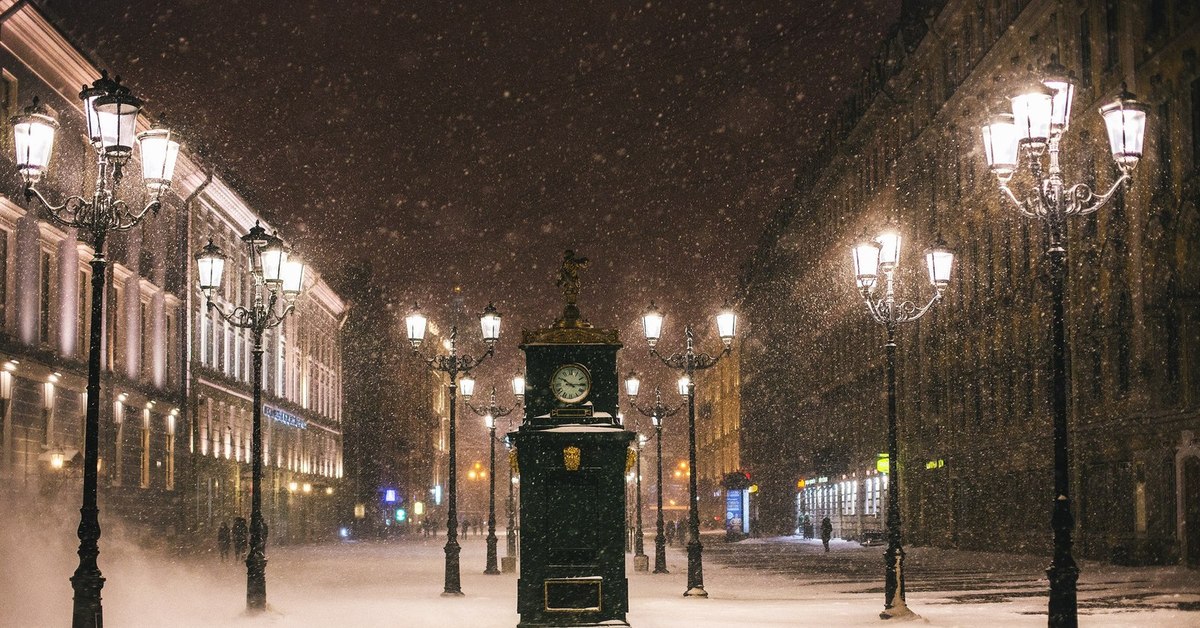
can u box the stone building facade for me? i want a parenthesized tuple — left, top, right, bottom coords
(739, 0, 1200, 566)
(0, 0, 346, 548)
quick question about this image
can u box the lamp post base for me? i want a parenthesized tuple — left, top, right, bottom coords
(485, 534, 500, 574)
(879, 602, 919, 621)
(684, 587, 708, 598)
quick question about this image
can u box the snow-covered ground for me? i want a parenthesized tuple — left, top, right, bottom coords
(3, 514, 1198, 627)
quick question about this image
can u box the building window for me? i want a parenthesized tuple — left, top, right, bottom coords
(110, 285, 123, 372)
(165, 312, 174, 386)
(140, 409, 151, 488)
(77, 269, 89, 359)
(1191, 78, 1200, 173)
(0, 230, 8, 328)
(113, 401, 124, 486)
(1079, 13, 1092, 87)
(39, 250, 51, 344)
(1104, 0, 1119, 71)
(165, 414, 175, 490)
(140, 301, 150, 380)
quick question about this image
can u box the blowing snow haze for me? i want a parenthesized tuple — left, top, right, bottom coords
(47, 0, 898, 332)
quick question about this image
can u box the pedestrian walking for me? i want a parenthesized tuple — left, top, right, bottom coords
(217, 521, 231, 562)
(665, 520, 676, 546)
(232, 516, 248, 560)
(461, 517, 470, 539)
(820, 516, 833, 552)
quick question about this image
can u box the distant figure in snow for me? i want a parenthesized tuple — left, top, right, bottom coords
(217, 521, 231, 562)
(461, 517, 470, 539)
(820, 516, 833, 552)
(665, 520, 676, 546)
(233, 516, 248, 560)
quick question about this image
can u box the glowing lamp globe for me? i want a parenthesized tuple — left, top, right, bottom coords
(195, 239, 226, 298)
(623, 372, 641, 398)
(981, 113, 1019, 180)
(480, 303, 502, 344)
(924, 239, 955, 291)
(642, 303, 664, 348)
(405, 306, 427, 348)
(10, 100, 58, 185)
(137, 122, 180, 195)
(1099, 88, 1148, 173)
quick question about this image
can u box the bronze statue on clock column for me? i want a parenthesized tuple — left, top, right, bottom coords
(511, 250, 635, 627)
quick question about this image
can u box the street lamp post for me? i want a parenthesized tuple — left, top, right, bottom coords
(463, 384, 521, 575)
(851, 225, 954, 619)
(405, 303, 502, 595)
(639, 303, 739, 597)
(196, 224, 307, 612)
(10, 72, 180, 628)
(634, 432, 648, 563)
(980, 65, 1147, 628)
(624, 375, 683, 575)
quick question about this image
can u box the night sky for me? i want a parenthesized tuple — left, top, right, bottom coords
(48, 0, 899, 450)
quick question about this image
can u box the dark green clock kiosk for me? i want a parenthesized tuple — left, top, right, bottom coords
(512, 251, 634, 627)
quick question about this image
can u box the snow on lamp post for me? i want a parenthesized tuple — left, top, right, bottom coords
(10, 70, 180, 628)
(195, 222, 306, 613)
(405, 302, 501, 595)
(980, 62, 1147, 628)
(464, 386, 518, 576)
(639, 301, 738, 597)
(851, 225, 953, 620)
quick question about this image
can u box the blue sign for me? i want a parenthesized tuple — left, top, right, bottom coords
(264, 405, 307, 429)
(726, 491, 743, 530)
(383, 489, 397, 503)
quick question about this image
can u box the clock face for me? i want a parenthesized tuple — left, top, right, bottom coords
(550, 364, 591, 404)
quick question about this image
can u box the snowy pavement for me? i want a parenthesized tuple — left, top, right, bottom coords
(3, 523, 1199, 627)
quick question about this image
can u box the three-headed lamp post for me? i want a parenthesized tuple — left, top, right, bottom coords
(10, 71, 180, 628)
(979, 62, 1147, 628)
(404, 302, 501, 595)
(196, 223, 307, 612)
(639, 302, 738, 597)
(623, 380, 681, 575)
(463, 385, 521, 575)
(851, 225, 953, 619)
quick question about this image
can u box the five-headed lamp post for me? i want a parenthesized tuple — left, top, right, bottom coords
(10, 71, 180, 628)
(640, 302, 738, 597)
(851, 225, 954, 619)
(980, 62, 1147, 628)
(405, 303, 502, 595)
(463, 383, 522, 575)
(624, 375, 682, 575)
(196, 224, 307, 612)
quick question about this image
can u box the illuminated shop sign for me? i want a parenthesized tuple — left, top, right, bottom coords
(264, 405, 307, 429)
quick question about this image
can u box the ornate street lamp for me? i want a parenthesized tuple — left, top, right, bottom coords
(405, 302, 501, 595)
(618, 372, 648, 569)
(10, 71, 180, 628)
(196, 223, 306, 612)
(639, 302, 738, 597)
(464, 386, 519, 575)
(980, 63, 1147, 628)
(625, 382, 682, 575)
(851, 225, 953, 619)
